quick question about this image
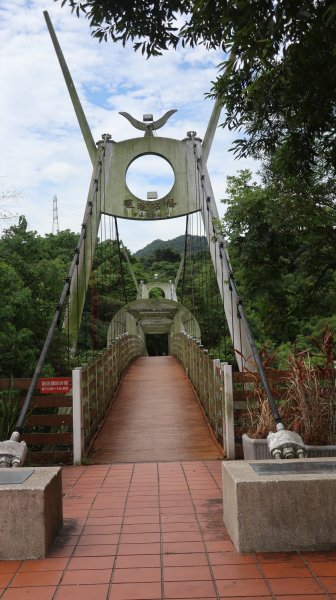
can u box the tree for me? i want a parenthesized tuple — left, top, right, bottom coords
(222, 169, 336, 349)
(0, 218, 78, 376)
(215, 3, 336, 178)
(58, 0, 336, 175)
(153, 247, 180, 263)
(0, 261, 36, 376)
(78, 239, 140, 352)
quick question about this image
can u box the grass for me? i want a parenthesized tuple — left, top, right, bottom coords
(0, 383, 20, 440)
(245, 329, 336, 444)
(284, 354, 336, 445)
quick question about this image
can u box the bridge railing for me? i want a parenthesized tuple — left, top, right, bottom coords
(0, 379, 73, 465)
(170, 333, 236, 458)
(72, 333, 145, 463)
(171, 334, 336, 457)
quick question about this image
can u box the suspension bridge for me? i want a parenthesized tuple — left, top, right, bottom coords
(0, 10, 304, 469)
(1, 11, 336, 598)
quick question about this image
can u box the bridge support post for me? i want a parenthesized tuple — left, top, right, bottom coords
(190, 338, 196, 382)
(194, 343, 201, 398)
(72, 367, 83, 465)
(193, 339, 199, 388)
(199, 345, 206, 411)
(187, 336, 192, 376)
(222, 363, 235, 459)
(204, 349, 210, 418)
(213, 358, 221, 440)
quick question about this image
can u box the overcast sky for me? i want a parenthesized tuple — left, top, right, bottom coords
(0, 0, 257, 252)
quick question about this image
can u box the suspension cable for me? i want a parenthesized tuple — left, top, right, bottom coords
(115, 218, 128, 305)
(180, 215, 189, 304)
(13, 137, 108, 436)
(205, 193, 282, 425)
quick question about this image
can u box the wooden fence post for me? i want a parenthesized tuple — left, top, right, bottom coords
(222, 363, 235, 459)
(72, 367, 83, 465)
(213, 358, 221, 438)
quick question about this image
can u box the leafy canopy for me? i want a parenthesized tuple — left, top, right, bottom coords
(0, 218, 78, 376)
(222, 168, 336, 351)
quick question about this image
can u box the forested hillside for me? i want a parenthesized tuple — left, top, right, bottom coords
(134, 235, 206, 258)
(1, 170, 335, 378)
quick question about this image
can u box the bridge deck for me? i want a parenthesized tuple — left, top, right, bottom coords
(89, 356, 223, 463)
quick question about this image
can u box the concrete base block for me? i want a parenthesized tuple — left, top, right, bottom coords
(222, 459, 336, 553)
(242, 433, 336, 460)
(0, 467, 63, 559)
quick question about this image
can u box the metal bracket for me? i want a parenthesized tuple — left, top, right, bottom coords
(0, 432, 28, 468)
(267, 429, 306, 459)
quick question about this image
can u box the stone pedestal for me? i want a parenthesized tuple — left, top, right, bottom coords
(0, 467, 63, 559)
(222, 459, 336, 553)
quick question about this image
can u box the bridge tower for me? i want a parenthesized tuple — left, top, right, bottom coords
(43, 10, 255, 373)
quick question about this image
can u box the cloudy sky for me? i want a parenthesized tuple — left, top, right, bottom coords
(0, 0, 257, 252)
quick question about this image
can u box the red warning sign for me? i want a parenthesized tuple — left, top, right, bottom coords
(40, 377, 72, 394)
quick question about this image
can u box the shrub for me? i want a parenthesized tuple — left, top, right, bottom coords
(245, 329, 336, 444)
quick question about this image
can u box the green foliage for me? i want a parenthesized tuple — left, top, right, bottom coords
(153, 247, 181, 263)
(0, 384, 20, 440)
(148, 260, 179, 281)
(222, 169, 336, 352)
(134, 235, 204, 258)
(1, 205, 334, 379)
(176, 243, 234, 362)
(0, 259, 35, 376)
(0, 217, 78, 376)
(136, 245, 181, 283)
(214, 2, 336, 177)
(60, 0, 191, 56)
(0, 218, 143, 374)
(78, 239, 139, 353)
(148, 287, 165, 299)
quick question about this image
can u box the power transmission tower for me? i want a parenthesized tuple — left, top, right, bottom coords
(52, 194, 60, 234)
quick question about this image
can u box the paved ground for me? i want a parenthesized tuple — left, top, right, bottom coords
(1, 357, 335, 598)
(89, 357, 223, 463)
(1, 461, 336, 599)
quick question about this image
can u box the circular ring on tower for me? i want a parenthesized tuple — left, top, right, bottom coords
(125, 153, 175, 201)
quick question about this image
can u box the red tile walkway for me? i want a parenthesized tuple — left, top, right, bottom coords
(1, 461, 336, 599)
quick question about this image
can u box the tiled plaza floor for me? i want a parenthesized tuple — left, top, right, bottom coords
(1, 460, 336, 599)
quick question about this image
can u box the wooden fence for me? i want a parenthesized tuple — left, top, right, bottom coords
(0, 333, 146, 466)
(171, 332, 336, 458)
(72, 334, 146, 463)
(170, 333, 235, 458)
(0, 378, 72, 465)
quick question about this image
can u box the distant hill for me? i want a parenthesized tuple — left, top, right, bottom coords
(134, 235, 206, 258)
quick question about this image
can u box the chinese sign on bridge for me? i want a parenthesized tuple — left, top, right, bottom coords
(40, 377, 72, 394)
